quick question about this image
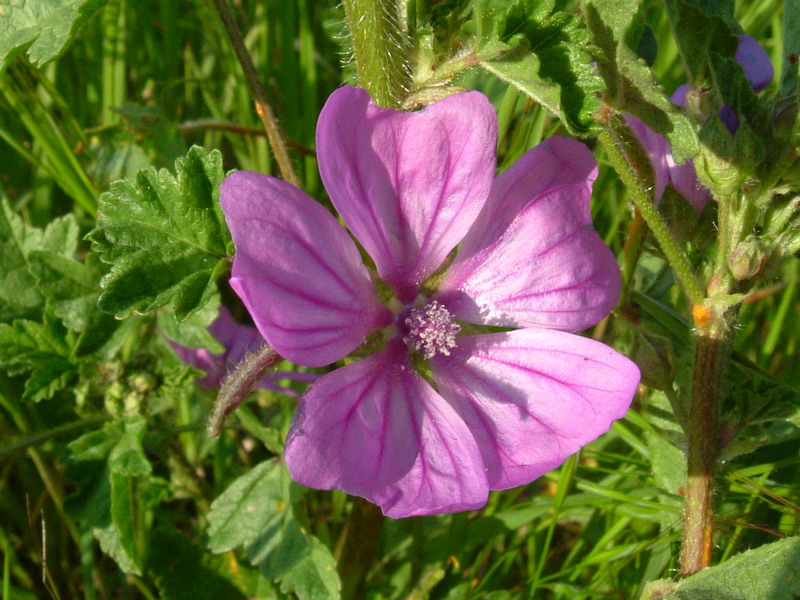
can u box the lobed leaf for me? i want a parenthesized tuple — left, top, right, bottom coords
(0, 200, 79, 322)
(0, 317, 75, 401)
(473, 0, 604, 136)
(585, 0, 699, 162)
(0, 0, 109, 72)
(87, 146, 230, 321)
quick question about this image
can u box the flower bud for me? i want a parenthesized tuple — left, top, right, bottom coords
(631, 331, 676, 391)
(728, 235, 769, 280)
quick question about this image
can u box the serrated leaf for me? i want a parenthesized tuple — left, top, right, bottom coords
(0, 317, 76, 401)
(148, 527, 246, 600)
(207, 460, 294, 554)
(29, 250, 104, 332)
(662, 0, 738, 85)
(157, 299, 224, 353)
(666, 536, 800, 599)
(279, 537, 341, 600)
(64, 418, 152, 575)
(585, 0, 700, 161)
(0, 200, 78, 322)
(87, 146, 230, 321)
(0, 0, 109, 72)
(107, 472, 142, 574)
(108, 417, 151, 476)
(474, 0, 604, 136)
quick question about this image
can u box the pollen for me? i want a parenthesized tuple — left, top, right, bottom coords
(402, 301, 460, 359)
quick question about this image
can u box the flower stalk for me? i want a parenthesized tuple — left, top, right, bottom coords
(342, 0, 412, 108)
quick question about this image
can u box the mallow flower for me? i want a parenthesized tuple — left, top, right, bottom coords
(171, 306, 315, 395)
(627, 34, 774, 211)
(220, 86, 641, 518)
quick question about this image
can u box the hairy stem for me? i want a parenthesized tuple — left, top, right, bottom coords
(210, 0, 299, 186)
(342, 0, 412, 108)
(207, 343, 282, 438)
(681, 318, 733, 575)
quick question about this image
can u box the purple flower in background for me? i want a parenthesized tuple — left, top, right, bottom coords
(171, 306, 315, 395)
(629, 35, 774, 211)
(221, 86, 640, 518)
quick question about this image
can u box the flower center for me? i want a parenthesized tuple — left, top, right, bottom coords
(401, 301, 460, 359)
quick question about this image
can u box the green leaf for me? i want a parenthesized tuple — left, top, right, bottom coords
(0, 317, 75, 401)
(0, 200, 78, 322)
(473, 0, 604, 136)
(107, 472, 143, 574)
(157, 300, 224, 353)
(207, 460, 313, 582)
(29, 250, 104, 332)
(0, 0, 109, 72)
(64, 418, 153, 575)
(87, 146, 230, 321)
(108, 417, 151, 476)
(677, 0, 735, 24)
(148, 527, 246, 600)
(644, 431, 685, 498)
(662, 0, 738, 85)
(665, 536, 800, 599)
(585, 0, 699, 161)
(278, 537, 341, 600)
(207, 460, 292, 554)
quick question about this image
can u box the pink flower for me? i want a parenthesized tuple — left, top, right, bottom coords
(221, 86, 640, 518)
(628, 35, 774, 212)
(171, 306, 315, 395)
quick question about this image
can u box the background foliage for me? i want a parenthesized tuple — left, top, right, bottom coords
(1, 0, 798, 598)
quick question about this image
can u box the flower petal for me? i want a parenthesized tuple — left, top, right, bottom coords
(438, 138, 620, 331)
(431, 330, 640, 490)
(285, 341, 489, 518)
(221, 171, 391, 367)
(316, 86, 497, 302)
(665, 155, 711, 211)
(735, 34, 773, 93)
(625, 115, 670, 201)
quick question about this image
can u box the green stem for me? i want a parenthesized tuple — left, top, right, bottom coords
(599, 115, 704, 307)
(342, 0, 412, 108)
(336, 499, 384, 598)
(101, 0, 126, 125)
(681, 316, 734, 575)
(618, 208, 648, 312)
(210, 0, 299, 186)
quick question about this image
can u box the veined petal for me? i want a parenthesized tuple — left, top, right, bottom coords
(438, 138, 619, 331)
(221, 171, 390, 367)
(317, 86, 497, 302)
(431, 330, 640, 490)
(285, 341, 489, 518)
